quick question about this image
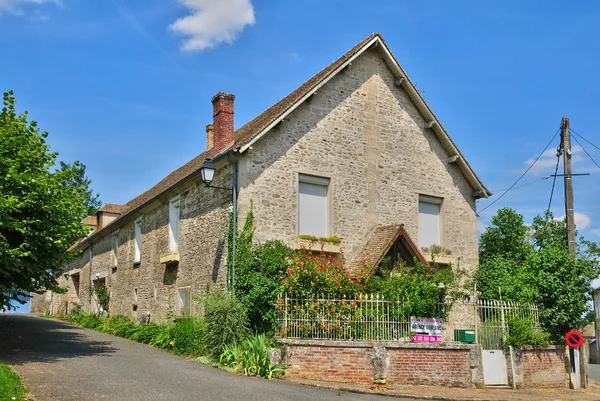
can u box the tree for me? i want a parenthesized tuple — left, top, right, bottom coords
(59, 161, 101, 215)
(0, 91, 99, 310)
(475, 208, 600, 341)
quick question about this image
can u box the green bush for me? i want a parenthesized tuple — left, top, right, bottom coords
(172, 317, 206, 356)
(204, 291, 250, 358)
(149, 325, 175, 350)
(220, 334, 284, 379)
(505, 317, 551, 347)
(129, 323, 163, 344)
(99, 316, 137, 338)
(236, 240, 293, 333)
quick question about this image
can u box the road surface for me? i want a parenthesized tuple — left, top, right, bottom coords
(0, 314, 430, 401)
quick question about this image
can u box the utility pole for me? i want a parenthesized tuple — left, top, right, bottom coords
(561, 116, 577, 254)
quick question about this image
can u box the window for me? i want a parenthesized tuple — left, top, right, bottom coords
(154, 284, 158, 301)
(168, 196, 180, 253)
(133, 287, 138, 304)
(112, 231, 119, 267)
(597, 329, 600, 352)
(298, 174, 329, 237)
(134, 217, 143, 264)
(595, 294, 600, 319)
(175, 287, 191, 316)
(418, 195, 442, 248)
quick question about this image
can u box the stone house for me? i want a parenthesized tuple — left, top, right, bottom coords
(30, 33, 490, 322)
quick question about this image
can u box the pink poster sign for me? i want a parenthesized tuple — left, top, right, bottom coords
(410, 317, 444, 343)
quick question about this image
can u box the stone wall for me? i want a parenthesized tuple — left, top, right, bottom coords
(280, 339, 481, 387)
(237, 48, 479, 276)
(31, 165, 233, 323)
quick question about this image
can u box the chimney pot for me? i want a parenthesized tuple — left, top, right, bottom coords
(211, 92, 235, 155)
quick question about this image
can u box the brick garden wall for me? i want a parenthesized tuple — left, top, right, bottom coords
(522, 347, 569, 388)
(281, 339, 478, 387)
(506, 346, 570, 388)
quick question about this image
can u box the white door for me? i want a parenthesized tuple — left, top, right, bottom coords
(482, 350, 508, 386)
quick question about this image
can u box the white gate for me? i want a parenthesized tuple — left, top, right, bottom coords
(482, 350, 508, 385)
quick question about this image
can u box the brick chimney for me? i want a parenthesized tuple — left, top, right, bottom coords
(211, 92, 235, 155)
(206, 123, 214, 150)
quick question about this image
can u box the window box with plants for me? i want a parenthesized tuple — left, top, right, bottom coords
(420, 245, 454, 265)
(295, 235, 342, 253)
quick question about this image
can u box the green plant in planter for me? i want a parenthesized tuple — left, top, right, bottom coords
(298, 235, 341, 244)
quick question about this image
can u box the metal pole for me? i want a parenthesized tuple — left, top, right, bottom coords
(561, 117, 577, 254)
(574, 347, 581, 389)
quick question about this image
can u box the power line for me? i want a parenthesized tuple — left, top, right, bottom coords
(547, 150, 561, 212)
(571, 131, 600, 170)
(477, 127, 561, 217)
(570, 128, 600, 152)
(490, 176, 550, 193)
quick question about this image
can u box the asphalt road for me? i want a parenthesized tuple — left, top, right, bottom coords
(0, 314, 428, 401)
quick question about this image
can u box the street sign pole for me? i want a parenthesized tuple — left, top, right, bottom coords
(573, 347, 580, 390)
(565, 330, 585, 390)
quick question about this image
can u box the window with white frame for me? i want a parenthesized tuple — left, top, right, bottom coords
(168, 196, 180, 253)
(112, 231, 119, 267)
(418, 195, 443, 248)
(595, 293, 600, 319)
(134, 216, 143, 264)
(298, 174, 329, 237)
(175, 287, 191, 316)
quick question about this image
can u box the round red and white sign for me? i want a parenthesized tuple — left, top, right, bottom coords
(565, 330, 584, 348)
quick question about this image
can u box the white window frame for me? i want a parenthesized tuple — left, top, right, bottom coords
(298, 174, 330, 237)
(175, 286, 191, 316)
(134, 216, 143, 264)
(168, 196, 180, 253)
(418, 195, 443, 249)
(112, 231, 119, 267)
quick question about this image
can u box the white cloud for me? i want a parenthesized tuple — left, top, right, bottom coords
(169, 0, 255, 52)
(591, 229, 600, 237)
(554, 212, 591, 230)
(524, 145, 584, 173)
(0, 0, 60, 16)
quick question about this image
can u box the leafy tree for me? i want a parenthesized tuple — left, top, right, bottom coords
(475, 208, 600, 341)
(59, 161, 101, 215)
(0, 91, 99, 310)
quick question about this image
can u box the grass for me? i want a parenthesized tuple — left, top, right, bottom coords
(0, 362, 26, 401)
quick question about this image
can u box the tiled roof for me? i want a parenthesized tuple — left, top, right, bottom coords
(75, 31, 488, 248)
(98, 203, 128, 214)
(348, 225, 426, 271)
(81, 216, 97, 226)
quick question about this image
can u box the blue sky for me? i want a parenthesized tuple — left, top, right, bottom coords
(2, 1, 600, 311)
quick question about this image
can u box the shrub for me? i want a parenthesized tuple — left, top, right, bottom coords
(204, 291, 250, 358)
(129, 323, 163, 344)
(99, 316, 137, 338)
(282, 251, 362, 297)
(149, 325, 174, 350)
(236, 240, 293, 333)
(220, 334, 284, 379)
(505, 317, 551, 347)
(172, 317, 206, 356)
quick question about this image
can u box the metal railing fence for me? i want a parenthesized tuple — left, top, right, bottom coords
(275, 293, 541, 346)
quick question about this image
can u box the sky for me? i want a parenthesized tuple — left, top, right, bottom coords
(2, 1, 600, 312)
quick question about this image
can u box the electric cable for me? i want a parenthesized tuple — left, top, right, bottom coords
(477, 127, 561, 217)
(570, 131, 600, 170)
